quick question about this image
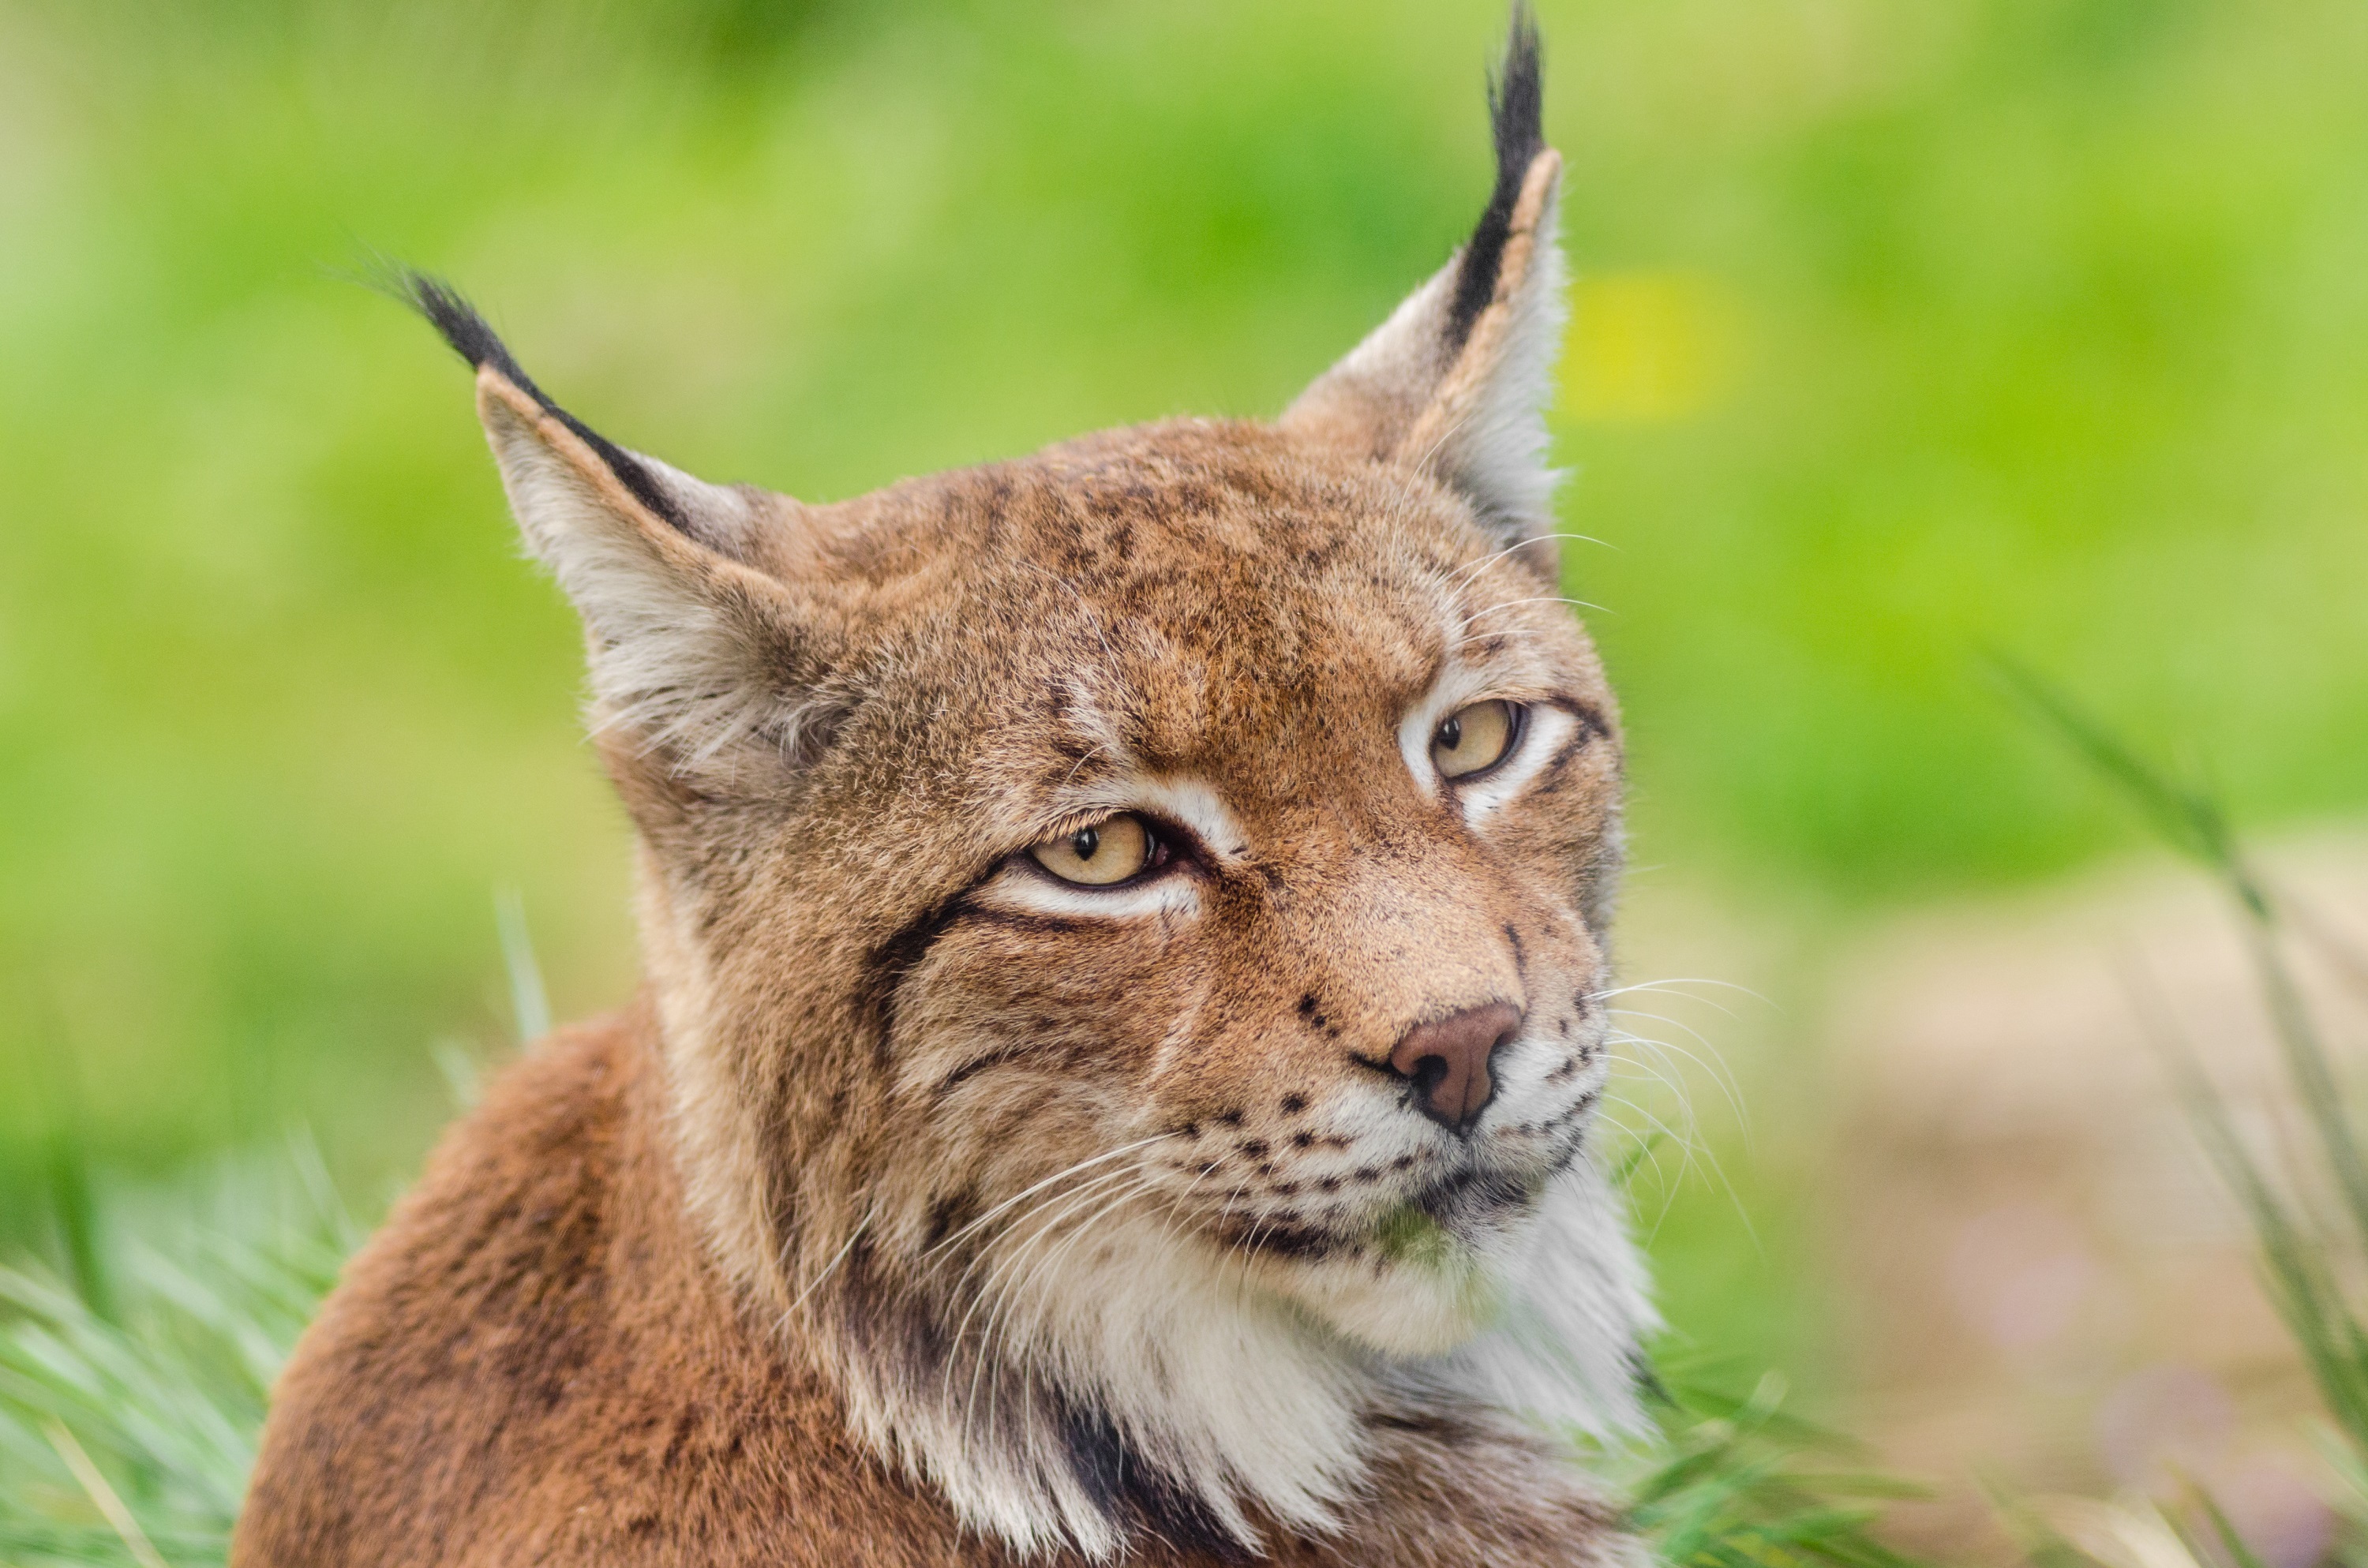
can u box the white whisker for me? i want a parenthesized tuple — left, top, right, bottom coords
(925, 1135, 1172, 1259)
(1606, 1008, 1749, 1133)
(946, 1164, 1147, 1437)
(777, 1208, 873, 1330)
(1456, 593, 1613, 631)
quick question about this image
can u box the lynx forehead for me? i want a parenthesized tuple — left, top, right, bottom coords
(236, 12, 1653, 1566)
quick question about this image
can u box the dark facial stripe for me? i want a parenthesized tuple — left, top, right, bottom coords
(867, 896, 1100, 1074)
(1542, 704, 1608, 774)
(858, 893, 979, 1067)
(932, 1043, 1033, 1098)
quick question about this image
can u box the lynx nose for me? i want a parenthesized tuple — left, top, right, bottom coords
(1388, 1002, 1521, 1136)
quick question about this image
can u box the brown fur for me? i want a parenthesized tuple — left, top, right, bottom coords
(238, 17, 1650, 1565)
(242, 1008, 1621, 1566)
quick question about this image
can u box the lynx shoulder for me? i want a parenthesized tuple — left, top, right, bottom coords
(234, 12, 1654, 1565)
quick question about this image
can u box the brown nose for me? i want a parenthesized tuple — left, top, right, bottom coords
(1388, 1002, 1521, 1136)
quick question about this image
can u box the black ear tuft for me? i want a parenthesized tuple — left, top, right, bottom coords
(392, 268, 691, 535)
(1448, 4, 1546, 348)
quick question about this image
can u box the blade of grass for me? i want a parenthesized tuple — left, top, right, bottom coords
(494, 887, 550, 1046)
(43, 1419, 170, 1568)
(2136, 975, 2368, 1450)
(1620, 1354, 1935, 1568)
(1985, 657, 2252, 904)
(1998, 658, 2368, 1253)
(2000, 656, 2368, 1568)
(2183, 1482, 2274, 1568)
(2, 1150, 354, 1568)
(1612, 1131, 1669, 1192)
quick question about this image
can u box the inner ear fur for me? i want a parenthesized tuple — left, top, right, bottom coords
(406, 276, 844, 779)
(1281, 11, 1568, 582)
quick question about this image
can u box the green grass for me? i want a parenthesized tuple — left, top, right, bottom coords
(0, 1144, 354, 1566)
(2003, 669, 2368, 1568)
(1621, 1364, 1930, 1568)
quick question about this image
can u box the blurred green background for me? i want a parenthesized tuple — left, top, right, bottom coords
(2, 0, 2363, 1409)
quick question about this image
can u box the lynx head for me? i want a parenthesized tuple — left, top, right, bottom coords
(408, 11, 1648, 1558)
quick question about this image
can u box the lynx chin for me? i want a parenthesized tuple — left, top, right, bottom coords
(236, 12, 1656, 1566)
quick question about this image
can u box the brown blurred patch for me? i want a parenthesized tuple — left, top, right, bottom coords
(1822, 829, 2368, 1563)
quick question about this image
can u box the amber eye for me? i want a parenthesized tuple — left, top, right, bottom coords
(1029, 814, 1156, 886)
(1431, 700, 1520, 780)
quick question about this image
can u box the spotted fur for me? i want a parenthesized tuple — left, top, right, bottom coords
(236, 12, 1653, 1566)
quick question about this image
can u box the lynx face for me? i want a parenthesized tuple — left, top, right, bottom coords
(406, 15, 1647, 1557)
(867, 436, 1624, 1360)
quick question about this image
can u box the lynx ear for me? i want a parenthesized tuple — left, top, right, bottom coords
(1281, 9, 1568, 579)
(404, 275, 838, 773)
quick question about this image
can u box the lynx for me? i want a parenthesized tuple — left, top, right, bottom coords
(235, 13, 1653, 1565)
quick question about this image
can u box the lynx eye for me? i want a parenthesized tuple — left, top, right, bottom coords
(1432, 700, 1521, 780)
(1029, 814, 1157, 886)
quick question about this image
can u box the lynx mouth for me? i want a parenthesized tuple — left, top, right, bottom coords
(1216, 1150, 1558, 1266)
(1409, 1163, 1538, 1226)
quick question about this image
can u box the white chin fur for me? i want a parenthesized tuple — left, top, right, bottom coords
(1268, 1210, 1523, 1357)
(1269, 1158, 1657, 1408)
(835, 1149, 1651, 1559)
(1413, 1158, 1659, 1441)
